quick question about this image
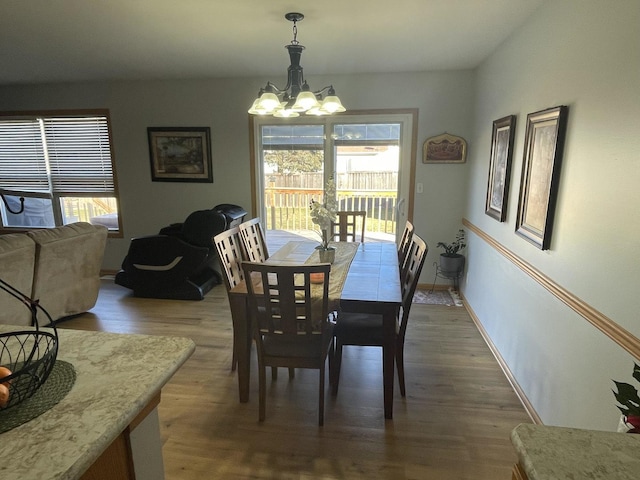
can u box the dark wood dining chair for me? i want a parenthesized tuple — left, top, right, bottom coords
(398, 220, 414, 275)
(331, 234, 428, 397)
(330, 210, 366, 242)
(213, 226, 245, 371)
(239, 217, 269, 263)
(241, 261, 335, 426)
(215, 226, 290, 378)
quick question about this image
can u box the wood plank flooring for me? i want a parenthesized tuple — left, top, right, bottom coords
(58, 278, 532, 479)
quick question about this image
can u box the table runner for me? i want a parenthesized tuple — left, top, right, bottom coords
(304, 242, 359, 312)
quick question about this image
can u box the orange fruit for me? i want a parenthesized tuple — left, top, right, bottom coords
(0, 366, 12, 385)
(0, 383, 9, 408)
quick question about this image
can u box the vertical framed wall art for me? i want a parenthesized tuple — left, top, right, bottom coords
(148, 127, 213, 183)
(515, 106, 568, 250)
(485, 115, 516, 222)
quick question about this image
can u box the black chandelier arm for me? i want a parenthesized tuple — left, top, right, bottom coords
(311, 85, 337, 97)
(262, 81, 286, 95)
(0, 190, 25, 214)
(262, 82, 336, 98)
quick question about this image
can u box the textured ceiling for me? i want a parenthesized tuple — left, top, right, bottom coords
(0, 0, 545, 86)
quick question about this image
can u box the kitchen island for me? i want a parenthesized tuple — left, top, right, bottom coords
(0, 325, 195, 480)
(511, 423, 640, 479)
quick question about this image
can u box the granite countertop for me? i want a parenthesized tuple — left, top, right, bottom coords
(0, 325, 195, 480)
(511, 423, 640, 479)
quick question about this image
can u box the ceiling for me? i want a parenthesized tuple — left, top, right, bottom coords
(0, 0, 545, 86)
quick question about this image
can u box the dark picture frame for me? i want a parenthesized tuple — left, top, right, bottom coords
(515, 106, 568, 250)
(485, 115, 517, 222)
(148, 127, 213, 183)
(422, 132, 467, 163)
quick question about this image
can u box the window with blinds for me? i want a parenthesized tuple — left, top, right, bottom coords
(0, 110, 120, 232)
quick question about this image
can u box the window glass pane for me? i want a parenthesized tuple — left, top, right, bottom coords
(59, 197, 119, 229)
(0, 194, 55, 227)
(0, 111, 120, 232)
(332, 123, 401, 144)
(262, 125, 324, 149)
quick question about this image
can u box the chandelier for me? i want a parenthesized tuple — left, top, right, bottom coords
(248, 13, 346, 118)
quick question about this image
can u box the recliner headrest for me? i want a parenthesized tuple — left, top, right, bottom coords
(181, 210, 227, 247)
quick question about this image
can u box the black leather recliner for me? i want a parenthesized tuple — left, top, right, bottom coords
(115, 204, 246, 300)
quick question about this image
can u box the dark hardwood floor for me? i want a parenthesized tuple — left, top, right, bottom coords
(58, 274, 532, 479)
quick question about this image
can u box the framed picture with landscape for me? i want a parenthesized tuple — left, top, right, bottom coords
(515, 106, 568, 250)
(485, 115, 516, 222)
(148, 127, 213, 183)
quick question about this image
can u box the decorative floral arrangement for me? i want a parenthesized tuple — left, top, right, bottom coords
(612, 362, 640, 434)
(310, 179, 338, 250)
(436, 229, 466, 256)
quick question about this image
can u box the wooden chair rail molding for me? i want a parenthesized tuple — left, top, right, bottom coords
(462, 219, 640, 361)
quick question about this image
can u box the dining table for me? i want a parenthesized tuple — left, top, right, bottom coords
(228, 240, 402, 419)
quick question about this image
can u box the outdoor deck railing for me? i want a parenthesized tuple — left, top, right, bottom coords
(264, 187, 398, 235)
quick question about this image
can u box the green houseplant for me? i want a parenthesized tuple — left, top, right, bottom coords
(612, 363, 640, 433)
(436, 229, 466, 277)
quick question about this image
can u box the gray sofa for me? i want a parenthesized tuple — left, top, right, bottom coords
(0, 222, 108, 326)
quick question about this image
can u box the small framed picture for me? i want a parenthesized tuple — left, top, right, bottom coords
(148, 127, 213, 183)
(515, 106, 568, 250)
(485, 115, 516, 222)
(423, 133, 467, 164)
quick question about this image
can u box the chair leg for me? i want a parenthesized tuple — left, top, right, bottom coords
(258, 360, 266, 422)
(271, 366, 277, 381)
(231, 349, 237, 372)
(319, 363, 325, 426)
(331, 340, 343, 396)
(288, 367, 295, 380)
(396, 343, 406, 397)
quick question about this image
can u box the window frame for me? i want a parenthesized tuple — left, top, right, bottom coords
(0, 109, 122, 237)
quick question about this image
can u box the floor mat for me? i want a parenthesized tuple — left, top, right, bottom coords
(412, 288, 462, 306)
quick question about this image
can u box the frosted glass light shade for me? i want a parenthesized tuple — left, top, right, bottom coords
(248, 98, 268, 115)
(292, 91, 320, 111)
(257, 92, 280, 112)
(273, 107, 300, 118)
(319, 95, 346, 114)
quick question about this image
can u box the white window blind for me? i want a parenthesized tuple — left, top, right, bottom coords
(0, 115, 114, 194)
(0, 120, 49, 191)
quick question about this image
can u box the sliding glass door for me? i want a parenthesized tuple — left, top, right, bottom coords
(252, 111, 416, 244)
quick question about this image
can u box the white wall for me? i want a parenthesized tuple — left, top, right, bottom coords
(465, 0, 640, 430)
(0, 71, 474, 280)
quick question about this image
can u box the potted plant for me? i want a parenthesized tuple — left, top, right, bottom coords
(436, 229, 466, 278)
(309, 179, 338, 263)
(612, 363, 640, 433)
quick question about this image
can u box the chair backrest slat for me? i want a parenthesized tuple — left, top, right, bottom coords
(239, 218, 269, 263)
(330, 211, 366, 243)
(397, 220, 414, 271)
(398, 234, 428, 340)
(213, 226, 245, 292)
(242, 262, 332, 338)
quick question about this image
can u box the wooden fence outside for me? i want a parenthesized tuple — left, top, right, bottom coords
(264, 171, 399, 235)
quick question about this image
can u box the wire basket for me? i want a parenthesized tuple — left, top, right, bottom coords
(0, 279, 59, 411)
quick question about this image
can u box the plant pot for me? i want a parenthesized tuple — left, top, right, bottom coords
(618, 415, 640, 434)
(439, 253, 465, 278)
(317, 246, 336, 264)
